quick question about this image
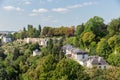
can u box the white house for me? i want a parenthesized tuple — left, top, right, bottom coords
(62, 44, 109, 69)
(62, 44, 88, 66)
(39, 38, 49, 46)
(24, 38, 49, 47)
(33, 49, 41, 56)
(71, 48, 88, 61)
(2, 36, 12, 43)
(86, 56, 109, 69)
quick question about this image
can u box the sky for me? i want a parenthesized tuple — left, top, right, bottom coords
(0, 0, 120, 31)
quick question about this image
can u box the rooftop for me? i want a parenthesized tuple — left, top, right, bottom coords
(88, 56, 108, 65)
(62, 44, 87, 54)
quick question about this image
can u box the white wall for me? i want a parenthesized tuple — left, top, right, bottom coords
(33, 51, 41, 56)
(66, 50, 72, 55)
(86, 61, 93, 68)
(3, 37, 11, 43)
(74, 54, 88, 61)
(86, 61, 109, 69)
(97, 65, 109, 69)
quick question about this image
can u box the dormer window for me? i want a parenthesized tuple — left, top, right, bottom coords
(99, 66, 101, 68)
(98, 63, 101, 65)
(104, 66, 106, 69)
(82, 54, 85, 59)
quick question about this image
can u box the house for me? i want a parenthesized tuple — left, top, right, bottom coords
(62, 44, 88, 60)
(24, 38, 49, 46)
(62, 44, 109, 69)
(33, 49, 41, 56)
(62, 44, 88, 66)
(39, 38, 49, 46)
(86, 56, 109, 69)
(62, 44, 74, 55)
(2, 36, 12, 43)
(71, 48, 88, 61)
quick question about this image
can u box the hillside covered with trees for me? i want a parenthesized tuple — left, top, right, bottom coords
(0, 16, 120, 80)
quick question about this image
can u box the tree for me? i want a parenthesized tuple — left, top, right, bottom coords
(38, 25, 41, 36)
(84, 16, 105, 42)
(108, 35, 116, 51)
(0, 49, 6, 60)
(47, 39, 53, 53)
(81, 32, 95, 50)
(96, 38, 111, 59)
(28, 43, 40, 51)
(75, 24, 84, 36)
(27, 25, 34, 37)
(108, 35, 120, 53)
(107, 53, 120, 66)
(52, 58, 89, 80)
(0, 68, 8, 80)
(107, 18, 120, 36)
(12, 48, 20, 60)
(42, 26, 51, 37)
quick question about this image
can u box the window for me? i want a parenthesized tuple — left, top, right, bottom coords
(99, 66, 101, 68)
(104, 66, 106, 69)
(98, 63, 101, 65)
(82, 54, 85, 59)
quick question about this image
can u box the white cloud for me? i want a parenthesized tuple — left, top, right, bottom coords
(67, 4, 83, 9)
(67, 2, 97, 9)
(32, 8, 48, 13)
(16, 7, 24, 11)
(3, 6, 24, 12)
(29, 13, 37, 16)
(52, 8, 68, 12)
(39, 0, 53, 4)
(24, 1, 31, 5)
(52, 2, 97, 13)
(3, 6, 15, 11)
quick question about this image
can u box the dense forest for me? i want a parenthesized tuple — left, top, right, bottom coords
(0, 16, 120, 80)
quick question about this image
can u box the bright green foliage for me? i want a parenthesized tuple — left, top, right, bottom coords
(52, 58, 89, 80)
(96, 38, 111, 59)
(107, 18, 120, 36)
(84, 16, 106, 42)
(114, 46, 120, 54)
(108, 35, 117, 50)
(85, 16, 104, 33)
(96, 38, 111, 58)
(82, 32, 95, 48)
(108, 35, 120, 53)
(75, 24, 84, 36)
(107, 53, 120, 66)
(87, 67, 120, 80)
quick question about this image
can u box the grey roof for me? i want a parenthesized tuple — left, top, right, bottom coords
(88, 56, 108, 65)
(71, 48, 87, 54)
(62, 44, 74, 51)
(62, 44, 87, 54)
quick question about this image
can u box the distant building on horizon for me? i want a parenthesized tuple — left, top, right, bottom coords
(2, 36, 12, 43)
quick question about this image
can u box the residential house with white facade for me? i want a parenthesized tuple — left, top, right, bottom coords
(62, 44, 88, 66)
(86, 56, 109, 69)
(62, 44, 109, 69)
(2, 36, 12, 43)
(24, 38, 49, 46)
(33, 49, 41, 56)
